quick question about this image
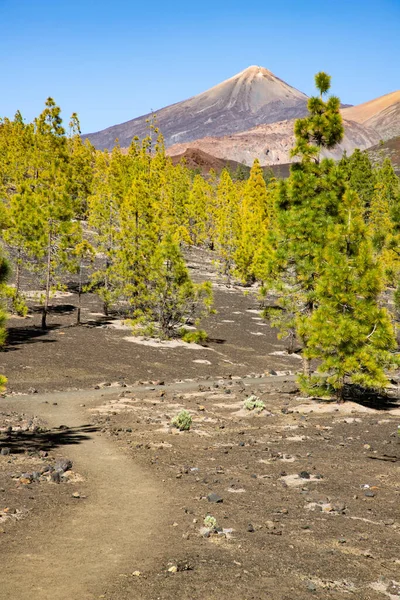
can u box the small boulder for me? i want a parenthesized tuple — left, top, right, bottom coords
(55, 459, 72, 473)
(207, 493, 223, 503)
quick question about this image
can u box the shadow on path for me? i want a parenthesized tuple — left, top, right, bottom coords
(0, 424, 98, 454)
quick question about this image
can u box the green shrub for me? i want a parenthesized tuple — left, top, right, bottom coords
(204, 515, 218, 530)
(6, 288, 28, 317)
(181, 329, 208, 344)
(243, 395, 265, 411)
(171, 409, 192, 431)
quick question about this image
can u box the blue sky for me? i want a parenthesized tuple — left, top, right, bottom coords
(1, 0, 399, 133)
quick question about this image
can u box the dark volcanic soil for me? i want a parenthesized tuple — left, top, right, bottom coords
(1, 249, 300, 394)
(0, 248, 399, 600)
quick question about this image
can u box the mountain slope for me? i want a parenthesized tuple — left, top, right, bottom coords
(342, 91, 400, 140)
(367, 136, 400, 175)
(167, 118, 380, 167)
(83, 66, 309, 150)
(170, 147, 291, 178)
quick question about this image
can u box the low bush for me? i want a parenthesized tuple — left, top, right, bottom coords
(171, 409, 192, 431)
(243, 395, 265, 411)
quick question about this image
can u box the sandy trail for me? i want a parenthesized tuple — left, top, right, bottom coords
(0, 389, 167, 600)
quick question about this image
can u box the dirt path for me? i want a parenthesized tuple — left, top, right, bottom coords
(0, 388, 169, 600)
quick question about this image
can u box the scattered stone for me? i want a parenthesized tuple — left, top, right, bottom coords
(55, 459, 73, 473)
(0, 447, 10, 456)
(299, 471, 311, 479)
(19, 477, 32, 485)
(200, 526, 211, 538)
(50, 471, 61, 484)
(247, 523, 255, 532)
(306, 580, 317, 592)
(332, 502, 346, 513)
(72, 492, 81, 498)
(168, 565, 178, 573)
(365, 491, 375, 498)
(207, 493, 223, 503)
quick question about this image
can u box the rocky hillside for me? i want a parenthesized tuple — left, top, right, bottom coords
(171, 147, 291, 178)
(83, 66, 309, 149)
(342, 91, 400, 141)
(367, 136, 400, 174)
(168, 118, 380, 167)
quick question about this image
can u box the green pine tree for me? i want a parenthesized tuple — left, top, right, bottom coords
(298, 189, 399, 400)
(148, 234, 212, 338)
(214, 170, 239, 283)
(234, 159, 269, 284)
(257, 72, 345, 377)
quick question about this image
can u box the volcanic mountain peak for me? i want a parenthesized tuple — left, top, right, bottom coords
(83, 66, 309, 150)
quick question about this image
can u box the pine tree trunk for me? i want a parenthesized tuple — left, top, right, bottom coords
(76, 262, 82, 325)
(302, 355, 311, 378)
(336, 378, 345, 404)
(42, 230, 52, 330)
(15, 254, 21, 297)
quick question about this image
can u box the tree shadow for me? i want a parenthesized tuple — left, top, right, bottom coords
(343, 383, 400, 411)
(30, 304, 76, 315)
(206, 337, 226, 345)
(84, 317, 112, 328)
(4, 325, 60, 350)
(0, 424, 98, 454)
(368, 455, 399, 463)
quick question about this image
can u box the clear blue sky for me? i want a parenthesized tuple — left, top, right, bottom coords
(1, 0, 399, 133)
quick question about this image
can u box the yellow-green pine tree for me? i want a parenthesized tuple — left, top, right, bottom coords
(234, 159, 268, 284)
(215, 170, 239, 283)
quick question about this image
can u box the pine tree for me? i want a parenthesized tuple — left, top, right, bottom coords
(291, 72, 344, 164)
(234, 159, 269, 284)
(187, 174, 210, 246)
(214, 170, 239, 283)
(67, 113, 95, 217)
(149, 234, 212, 338)
(4, 99, 81, 328)
(114, 168, 158, 317)
(73, 240, 95, 325)
(339, 149, 376, 213)
(369, 158, 400, 283)
(298, 189, 399, 399)
(88, 149, 120, 315)
(32, 99, 82, 329)
(160, 162, 191, 244)
(1, 113, 34, 314)
(257, 73, 345, 377)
